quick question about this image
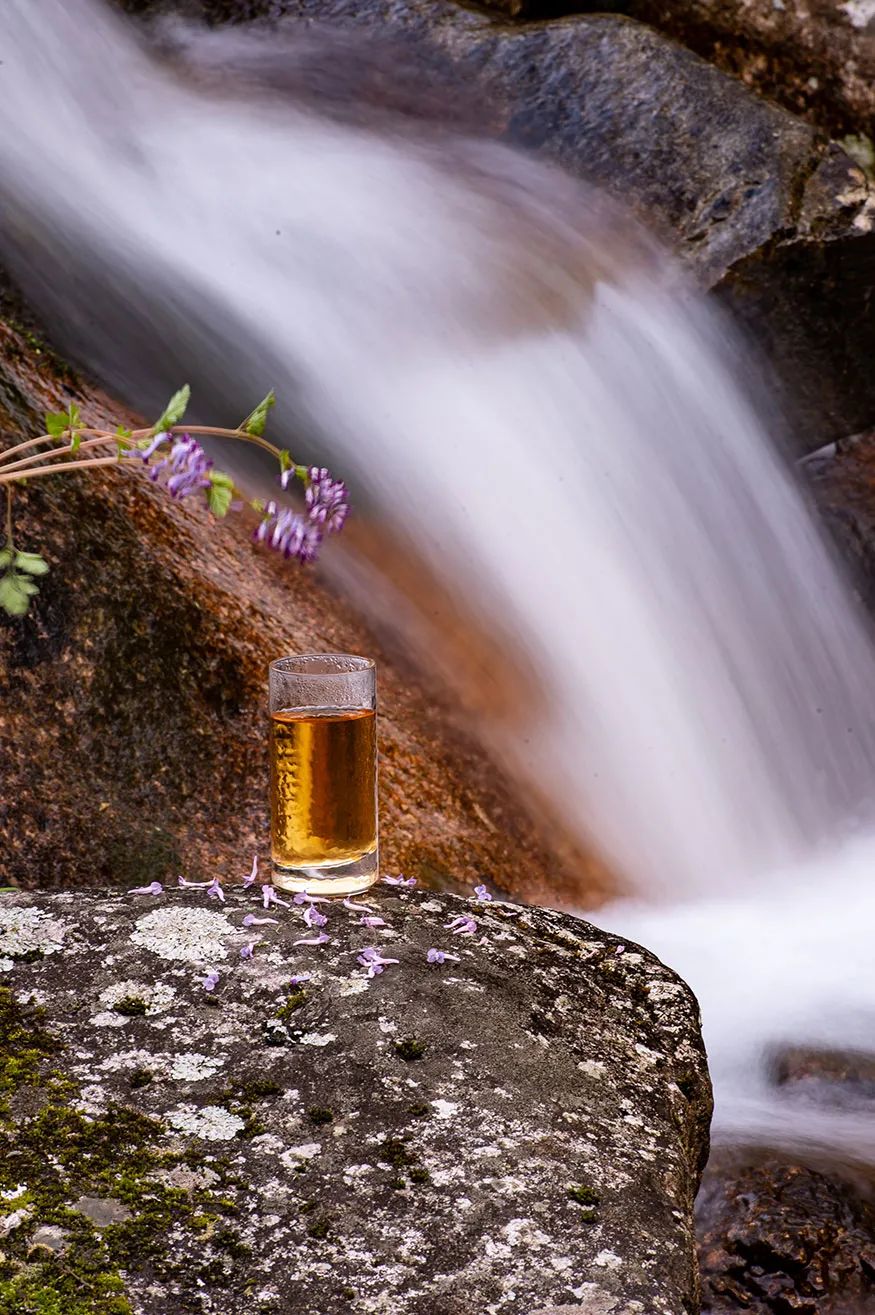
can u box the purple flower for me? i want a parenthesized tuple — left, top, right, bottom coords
(199, 970, 220, 992)
(240, 941, 256, 960)
(242, 855, 259, 889)
(139, 433, 213, 500)
(207, 877, 225, 903)
(126, 431, 170, 462)
(361, 915, 386, 929)
(294, 932, 330, 947)
(128, 881, 163, 896)
(381, 875, 416, 889)
(473, 884, 493, 902)
(305, 467, 349, 534)
(357, 946, 400, 977)
(289, 973, 312, 986)
(343, 897, 379, 913)
(427, 947, 460, 964)
(262, 884, 290, 910)
(303, 904, 328, 930)
(445, 914, 478, 936)
(243, 914, 279, 927)
(178, 875, 211, 889)
(254, 502, 323, 563)
(615, 944, 626, 956)
(292, 892, 329, 905)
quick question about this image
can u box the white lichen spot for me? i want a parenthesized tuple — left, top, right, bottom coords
(0, 907, 69, 959)
(342, 1164, 374, 1182)
(460, 1040, 477, 1050)
(0, 1186, 27, 1202)
(0, 958, 13, 973)
(0, 1208, 32, 1237)
(90, 1013, 130, 1029)
(594, 1249, 624, 1270)
(166, 1104, 244, 1141)
(419, 900, 444, 913)
(299, 1032, 336, 1047)
(280, 1143, 321, 1168)
(99, 980, 177, 1016)
(378, 1018, 397, 1034)
(338, 978, 369, 997)
(503, 1218, 552, 1249)
(169, 1052, 225, 1082)
(132, 908, 234, 963)
(431, 1099, 459, 1120)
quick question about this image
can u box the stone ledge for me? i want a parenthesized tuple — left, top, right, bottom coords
(0, 885, 711, 1314)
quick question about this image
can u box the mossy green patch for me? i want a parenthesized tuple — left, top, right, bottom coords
(0, 988, 59, 1097)
(394, 1038, 426, 1062)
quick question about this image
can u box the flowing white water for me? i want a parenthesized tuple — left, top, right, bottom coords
(2, 0, 875, 1164)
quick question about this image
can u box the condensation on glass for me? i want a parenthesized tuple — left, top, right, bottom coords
(269, 654, 378, 896)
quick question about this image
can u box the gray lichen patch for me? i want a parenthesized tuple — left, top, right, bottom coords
(0, 886, 711, 1315)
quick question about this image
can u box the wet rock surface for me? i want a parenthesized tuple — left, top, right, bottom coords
(0, 300, 595, 907)
(698, 1153, 875, 1314)
(0, 885, 711, 1314)
(127, 0, 875, 449)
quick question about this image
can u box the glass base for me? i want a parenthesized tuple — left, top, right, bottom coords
(271, 848, 379, 898)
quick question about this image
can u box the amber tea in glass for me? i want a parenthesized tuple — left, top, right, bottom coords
(269, 654, 378, 895)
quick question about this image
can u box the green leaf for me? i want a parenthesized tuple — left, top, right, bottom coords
(278, 450, 293, 481)
(250, 498, 265, 514)
(45, 411, 68, 439)
(0, 573, 33, 617)
(207, 470, 235, 519)
(151, 384, 191, 437)
(14, 551, 49, 577)
(67, 403, 81, 429)
(115, 425, 134, 456)
(0, 546, 13, 571)
(241, 390, 276, 437)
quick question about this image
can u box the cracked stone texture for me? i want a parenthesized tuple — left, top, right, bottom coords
(0, 885, 712, 1314)
(125, 0, 875, 450)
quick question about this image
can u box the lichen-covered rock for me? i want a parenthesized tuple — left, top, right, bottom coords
(0, 885, 711, 1314)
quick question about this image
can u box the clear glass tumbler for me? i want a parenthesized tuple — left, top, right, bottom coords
(269, 654, 378, 896)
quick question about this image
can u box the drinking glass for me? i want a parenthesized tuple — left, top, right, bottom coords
(269, 654, 378, 895)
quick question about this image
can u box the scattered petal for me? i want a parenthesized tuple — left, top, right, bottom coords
(427, 947, 460, 964)
(198, 971, 220, 992)
(240, 942, 256, 960)
(445, 915, 478, 936)
(381, 875, 416, 889)
(207, 877, 225, 903)
(293, 933, 330, 947)
(262, 884, 290, 909)
(303, 905, 328, 929)
(288, 973, 312, 986)
(128, 882, 163, 896)
(178, 876, 211, 889)
(361, 915, 386, 929)
(242, 914, 279, 927)
(242, 855, 259, 888)
(343, 897, 379, 913)
(473, 884, 493, 902)
(357, 946, 400, 977)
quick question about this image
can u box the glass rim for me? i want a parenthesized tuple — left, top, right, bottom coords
(269, 652, 375, 676)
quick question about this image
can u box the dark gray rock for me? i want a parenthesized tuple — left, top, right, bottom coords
(0, 884, 711, 1314)
(137, 0, 875, 451)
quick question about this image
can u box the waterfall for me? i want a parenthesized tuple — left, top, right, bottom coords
(2, 0, 875, 1162)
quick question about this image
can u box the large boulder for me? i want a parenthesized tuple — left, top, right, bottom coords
(0, 301, 597, 905)
(0, 884, 712, 1314)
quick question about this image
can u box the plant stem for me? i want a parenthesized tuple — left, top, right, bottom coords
(0, 455, 122, 486)
(4, 484, 12, 548)
(0, 433, 115, 476)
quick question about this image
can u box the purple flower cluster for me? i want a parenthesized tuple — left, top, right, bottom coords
(257, 464, 349, 564)
(254, 503, 323, 563)
(130, 432, 213, 501)
(304, 467, 349, 534)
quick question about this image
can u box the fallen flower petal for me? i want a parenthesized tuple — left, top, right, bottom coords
(292, 892, 329, 905)
(288, 973, 312, 986)
(343, 897, 379, 914)
(473, 884, 493, 902)
(242, 855, 259, 888)
(262, 884, 291, 909)
(178, 875, 211, 889)
(199, 971, 220, 992)
(128, 881, 163, 896)
(361, 915, 386, 929)
(240, 942, 257, 960)
(381, 875, 416, 889)
(293, 933, 330, 947)
(445, 915, 478, 936)
(303, 905, 328, 929)
(242, 914, 279, 927)
(357, 946, 400, 977)
(207, 877, 225, 903)
(427, 947, 460, 964)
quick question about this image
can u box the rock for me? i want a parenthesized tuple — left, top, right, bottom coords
(29, 1224, 70, 1253)
(0, 885, 711, 1314)
(538, 0, 875, 147)
(129, 0, 875, 448)
(698, 1152, 875, 1314)
(72, 1196, 133, 1228)
(806, 430, 875, 612)
(0, 300, 598, 907)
